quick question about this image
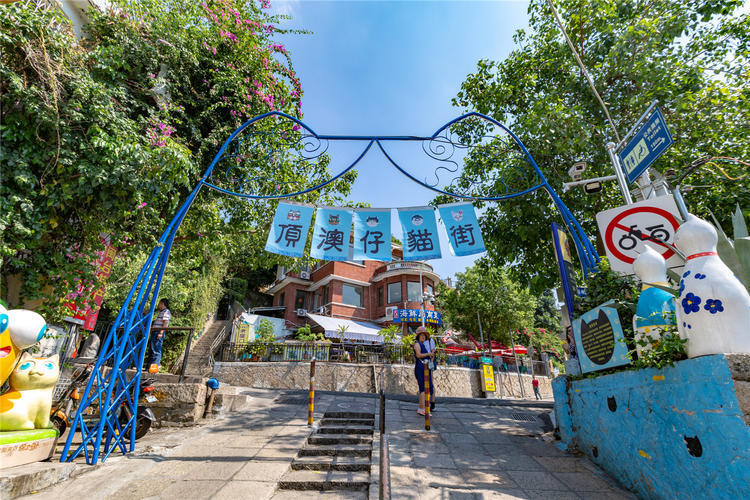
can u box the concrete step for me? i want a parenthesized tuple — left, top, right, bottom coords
(292, 455, 370, 472)
(277, 470, 369, 491)
(320, 418, 374, 427)
(317, 426, 373, 435)
(308, 434, 372, 446)
(298, 444, 371, 457)
(323, 412, 374, 419)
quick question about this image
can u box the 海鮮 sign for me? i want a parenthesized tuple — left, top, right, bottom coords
(618, 107, 673, 184)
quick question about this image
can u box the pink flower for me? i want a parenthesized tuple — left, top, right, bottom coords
(292, 125, 300, 131)
(138, 202, 147, 209)
(149, 73, 156, 79)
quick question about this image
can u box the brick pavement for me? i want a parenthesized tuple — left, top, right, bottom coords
(384, 399, 636, 499)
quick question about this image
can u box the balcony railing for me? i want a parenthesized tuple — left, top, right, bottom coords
(373, 260, 434, 277)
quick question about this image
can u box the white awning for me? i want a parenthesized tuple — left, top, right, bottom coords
(304, 313, 386, 343)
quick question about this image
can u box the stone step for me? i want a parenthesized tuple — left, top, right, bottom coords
(317, 426, 373, 435)
(292, 455, 370, 472)
(277, 470, 370, 491)
(298, 444, 371, 457)
(320, 418, 374, 427)
(308, 434, 372, 446)
(323, 412, 374, 419)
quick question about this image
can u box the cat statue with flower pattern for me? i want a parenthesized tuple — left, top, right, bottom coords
(0, 353, 60, 430)
(674, 214, 750, 357)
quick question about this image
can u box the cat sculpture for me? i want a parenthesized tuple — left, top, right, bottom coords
(632, 245, 676, 356)
(1, 304, 48, 385)
(0, 353, 60, 430)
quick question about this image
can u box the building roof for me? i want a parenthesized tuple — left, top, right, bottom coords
(304, 313, 386, 343)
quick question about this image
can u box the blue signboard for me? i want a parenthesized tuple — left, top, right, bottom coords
(618, 107, 673, 184)
(392, 308, 442, 325)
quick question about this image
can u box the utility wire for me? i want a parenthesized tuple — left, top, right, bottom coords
(545, 0, 621, 143)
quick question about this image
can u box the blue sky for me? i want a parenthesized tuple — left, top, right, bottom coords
(270, 0, 529, 279)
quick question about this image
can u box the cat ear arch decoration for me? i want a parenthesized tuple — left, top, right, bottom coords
(62, 111, 600, 465)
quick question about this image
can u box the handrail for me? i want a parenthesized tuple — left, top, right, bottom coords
(379, 371, 391, 500)
(207, 324, 229, 372)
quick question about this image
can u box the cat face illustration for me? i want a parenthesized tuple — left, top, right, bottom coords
(411, 215, 424, 226)
(366, 216, 379, 227)
(10, 352, 59, 390)
(451, 210, 464, 222)
(328, 214, 340, 226)
(287, 210, 301, 221)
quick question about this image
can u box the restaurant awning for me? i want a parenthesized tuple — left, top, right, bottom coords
(304, 313, 387, 343)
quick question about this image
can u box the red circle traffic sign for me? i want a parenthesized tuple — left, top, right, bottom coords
(604, 206, 680, 265)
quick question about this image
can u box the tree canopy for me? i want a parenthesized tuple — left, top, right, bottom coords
(1, 0, 354, 325)
(436, 260, 537, 345)
(451, 0, 749, 292)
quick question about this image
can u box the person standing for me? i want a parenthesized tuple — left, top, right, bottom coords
(147, 298, 171, 369)
(413, 327, 434, 416)
(532, 376, 541, 400)
(423, 327, 438, 410)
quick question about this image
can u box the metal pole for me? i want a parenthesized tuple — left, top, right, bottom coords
(179, 328, 194, 384)
(423, 363, 431, 431)
(308, 357, 316, 426)
(419, 267, 426, 328)
(477, 312, 487, 358)
(509, 329, 525, 399)
(606, 142, 634, 205)
(671, 186, 690, 219)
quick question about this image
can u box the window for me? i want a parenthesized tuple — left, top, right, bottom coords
(295, 290, 306, 311)
(313, 293, 319, 311)
(426, 284, 434, 297)
(279, 292, 285, 307)
(387, 282, 402, 304)
(407, 282, 422, 302)
(378, 287, 384, 307)
(342, 284, 363, 307)
(323, 284, 330, 305)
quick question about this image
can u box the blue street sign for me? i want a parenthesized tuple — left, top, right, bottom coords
(481, 357, 493, 364)
(618, 108, 673, 184)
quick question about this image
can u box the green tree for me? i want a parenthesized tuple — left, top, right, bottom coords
(1, 1, 354, 324)
(452, 0, 750, 292)
(533, 288, 562, 334)
(436, 260, 536, 345)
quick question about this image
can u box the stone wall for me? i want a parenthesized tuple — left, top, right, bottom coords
(212, 361, 553, 399)
(145, 381, 207, 425)
(553, 354, 750, 499)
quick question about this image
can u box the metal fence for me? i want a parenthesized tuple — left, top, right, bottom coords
(217, 341, 550, 376)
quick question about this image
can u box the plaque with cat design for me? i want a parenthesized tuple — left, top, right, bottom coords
(572, 301, 630, 373)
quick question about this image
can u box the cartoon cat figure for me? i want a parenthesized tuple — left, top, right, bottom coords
(1, 304, 48, 385)
(0, 353, 60, 430)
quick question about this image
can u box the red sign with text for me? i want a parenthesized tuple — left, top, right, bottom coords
(65, 234, 118, 330)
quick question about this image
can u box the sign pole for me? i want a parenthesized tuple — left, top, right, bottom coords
(509, 328, 525, 399)
(419, 267, 426, 328)
(606, 142, 634, 205)
(478, 312, 486, 357)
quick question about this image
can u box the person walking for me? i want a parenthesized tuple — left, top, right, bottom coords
(413, 326, 434, 416)
(532, 376, 541, 400)
(147, 298, 171, 370)
(424, 327, 438, 410)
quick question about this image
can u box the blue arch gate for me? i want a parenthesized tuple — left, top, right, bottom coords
(61, 111, 599, 464)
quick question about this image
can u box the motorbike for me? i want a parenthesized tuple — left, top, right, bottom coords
(116, 377, 157, 442)
(50, 360, 94, 437)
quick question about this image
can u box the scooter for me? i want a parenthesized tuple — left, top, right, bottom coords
(50, 361, 94, 437)
(116, 377, 157, 442)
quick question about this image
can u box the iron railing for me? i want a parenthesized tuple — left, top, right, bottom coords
(217, 341, 551, 376)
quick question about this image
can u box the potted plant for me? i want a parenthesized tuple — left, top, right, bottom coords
(379, 324, 401, 364)
(284, 325, 331, 361)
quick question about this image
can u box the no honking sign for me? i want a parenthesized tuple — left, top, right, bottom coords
(595, 196, 683, 275)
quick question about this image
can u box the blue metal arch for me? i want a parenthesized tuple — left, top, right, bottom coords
(62, 111, 599, 464)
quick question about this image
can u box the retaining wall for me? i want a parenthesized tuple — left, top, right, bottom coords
(212, 361, 553, 399)
(553, 354, 750, 499)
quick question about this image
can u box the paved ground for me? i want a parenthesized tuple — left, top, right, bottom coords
(385, 399, 636, 499)
(14, 389, 634, 499)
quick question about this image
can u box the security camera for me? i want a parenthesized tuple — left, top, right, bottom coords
(568, 161, 587, 181)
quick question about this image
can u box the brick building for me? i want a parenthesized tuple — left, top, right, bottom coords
(263, 245, 442, 341)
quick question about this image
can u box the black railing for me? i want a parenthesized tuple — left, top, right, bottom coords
(216, 341, 550, 376)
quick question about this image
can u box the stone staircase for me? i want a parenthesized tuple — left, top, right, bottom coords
(182, 319, 229, 377)
(278, 411, 375, 496)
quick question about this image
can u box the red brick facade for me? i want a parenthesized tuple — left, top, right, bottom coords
(266, 247, 441, 335)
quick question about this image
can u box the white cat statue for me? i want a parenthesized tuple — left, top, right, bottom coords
(674, 214, 750, 357)
(632, 245, 676, 356)
(0, 353, 60, 431)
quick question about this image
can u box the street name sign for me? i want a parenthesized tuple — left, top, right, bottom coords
(595, 195, 682, 275)
(618, 107, 673, 184)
